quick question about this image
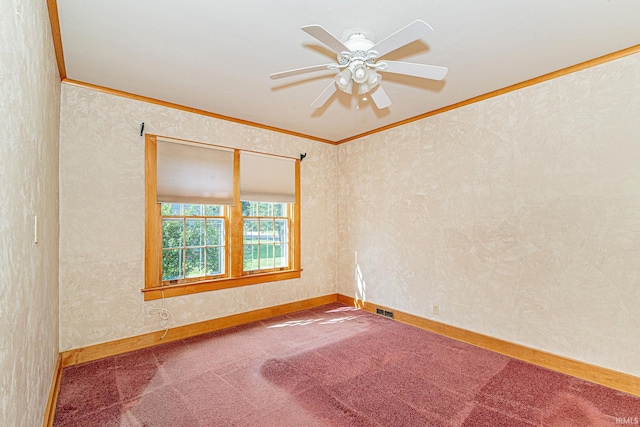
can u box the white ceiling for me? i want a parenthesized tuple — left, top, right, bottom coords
(56, 0, 640, 143)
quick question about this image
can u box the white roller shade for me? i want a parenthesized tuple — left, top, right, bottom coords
(156, 138, 234, 205)
(240, 151, 296, 203)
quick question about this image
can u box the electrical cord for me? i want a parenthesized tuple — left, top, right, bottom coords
(149, 289, 174, 339)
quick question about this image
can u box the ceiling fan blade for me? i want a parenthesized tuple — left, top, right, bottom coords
(381, 61, 448, 80)
(370, 85, 392, 109)
(311, 81, 337, 108)
(370, 20, 433, 58)
(270, 64, 336, 80)
(302, 25, 351, 54)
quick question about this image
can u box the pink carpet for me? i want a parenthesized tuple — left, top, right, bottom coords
(53, 303, 640, 426)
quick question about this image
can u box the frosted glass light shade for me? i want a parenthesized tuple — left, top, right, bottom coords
(335, 68, 353, 94)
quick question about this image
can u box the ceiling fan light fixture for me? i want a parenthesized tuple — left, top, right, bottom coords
(356, 69, 381, 95)
(367, 69, 381, 86)
(352, 63, 368, 84)
(357, 82, 371, 95)
(335, 68, 353, 93)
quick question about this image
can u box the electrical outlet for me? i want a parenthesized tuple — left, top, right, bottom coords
(433, 305, 440, 315)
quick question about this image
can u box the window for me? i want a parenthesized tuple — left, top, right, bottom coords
(242, 201, 290, 272)
(144, 135, 301, 300)
(161, 203, 226, 283)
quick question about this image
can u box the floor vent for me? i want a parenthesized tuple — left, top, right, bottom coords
(376, 308, 394, 319)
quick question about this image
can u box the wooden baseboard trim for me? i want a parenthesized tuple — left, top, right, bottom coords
(60, 294, 338, 367)
(337, 294, 639, 397)
(42, 354, 63, 427)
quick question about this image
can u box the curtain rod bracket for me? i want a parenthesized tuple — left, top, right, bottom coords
(300, 153, 307, 162)
(140, 122, 145, 136)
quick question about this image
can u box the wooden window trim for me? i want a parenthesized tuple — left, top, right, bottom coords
(144, 134, 301, 301)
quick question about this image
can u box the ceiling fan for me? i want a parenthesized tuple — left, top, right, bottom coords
(270, 20, 448, 109)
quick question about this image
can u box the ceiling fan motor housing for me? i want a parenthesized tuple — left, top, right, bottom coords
(344, 33, 375, 50)
(335, 34, 381, 94)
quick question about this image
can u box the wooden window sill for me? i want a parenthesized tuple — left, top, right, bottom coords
(142, 269, 302, 301)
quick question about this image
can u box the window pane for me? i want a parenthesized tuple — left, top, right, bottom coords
(275, 219, 288, 242)
(244, 245, 259, 270)
(162, 219, 184, 248)
(244, 219, 258, 243)
(258, 202, 272, 216)
(240, 202, 291, 273)
(184, 204, 203, 216)
(241, 201, 254, 217)
(161, 203, 182, 215)
(205, 205, 223, 216)
(206, 219, 224, 246)
(185, 248, 205, 278)
(273, 203, 285, 217)
(260, 219, 274, 242)
(162, 249, 183, 280)
(260, 243, 274, 269)
(275, 244, 288, 268)
(206, 247, 224, 275)
(161, 202, 229, 282)
(185, 219, 205, 247)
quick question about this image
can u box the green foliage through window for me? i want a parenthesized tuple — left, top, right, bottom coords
(161, 203, 225, 281)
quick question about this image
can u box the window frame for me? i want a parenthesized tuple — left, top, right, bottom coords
(143, 134, 301, 301)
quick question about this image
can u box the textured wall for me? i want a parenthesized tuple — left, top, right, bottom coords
(58, 43, 638, 380)
(0, 0, 61, 426)
(59, 85, 337, 351)
(337, 53, 640, 376)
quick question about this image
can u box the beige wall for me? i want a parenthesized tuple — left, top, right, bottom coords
(0, 0, 61, 426)
(58, 84, 337, 351)
(337, 53, 640, 376)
